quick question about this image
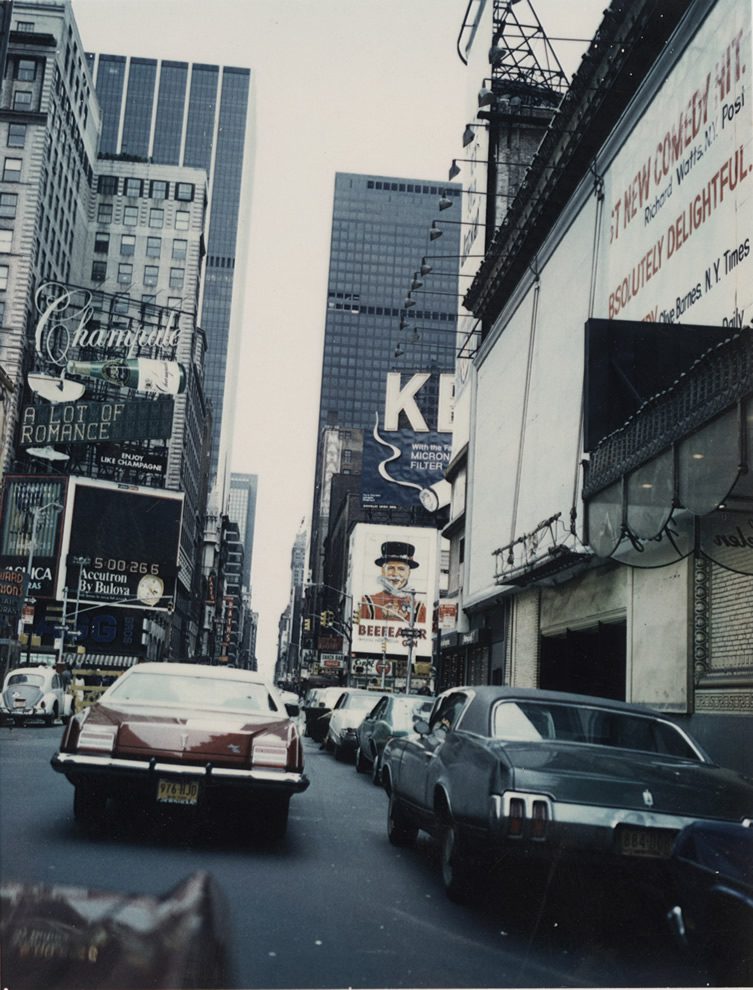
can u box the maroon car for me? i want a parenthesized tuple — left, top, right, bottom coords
(51, 662, 309, 839)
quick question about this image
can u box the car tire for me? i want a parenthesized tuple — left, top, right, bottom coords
(387, 794, 418, 847)
(355, 746, 369, 773)
(73, 783, 107, 834)
(440, 819, 476, 903)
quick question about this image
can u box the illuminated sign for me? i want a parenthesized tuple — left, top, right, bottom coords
(19, 399, 174, 446)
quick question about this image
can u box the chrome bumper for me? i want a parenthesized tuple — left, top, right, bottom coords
(51, 751, 310, 792)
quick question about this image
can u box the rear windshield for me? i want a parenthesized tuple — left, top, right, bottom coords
(492, 700, 702, 761)
(7, 673, 44, 687)
(392, 699, 433, 732)
(106, 671, 280, 714)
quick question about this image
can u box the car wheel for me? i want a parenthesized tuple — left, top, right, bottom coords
(261, 797, 289, 840)
(73, 784, 107, 834)
(387, 793, 418, 847)
(48, 702, 59, 726)
(355, 746, 369, 773)
(440, 819, 476, 903)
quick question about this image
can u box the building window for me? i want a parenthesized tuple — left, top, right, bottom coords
(0, 230, 12, 253)
(16, 59, 37, 81)
(94, 231, 110, 254)
(167, 296, 182, 310)
(146, 236, 161, 258)
(7, 124, 26, 148)
(123, 177, 142, 197)
(0, 265, 7, 291)
(16, 22, 34, 31)
(171, 238, 187, 260)
(12, 91, 32, 112)
(97, 175, 118, 196)
(118, 262, 133, 284)
(150, 180, 168, 200)
(0, 300, 5, 324)
(169, 267, 184, 289)
(175, 182, 194, 202)
(143, 265, 159, 287)
(174, 210, 190, 231)
(123, 205, 138, 226)
(149, 208, 164, 229)
(90, 260, 106, 282)
(113, 295, 129, 315)
(97, 203, 113, 223)
(0, 193, 18, 219)
(2, 158, 21, 182)
(120, 233, 135, 256)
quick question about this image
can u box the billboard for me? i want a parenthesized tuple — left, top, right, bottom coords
(56, 478, 183, 611)
(348, 523, 439, 659)
(19, 399, 174, 447)
(361, 372, 453, 512)
(0, 476, 67, 598)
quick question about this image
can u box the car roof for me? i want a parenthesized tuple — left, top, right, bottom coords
(125, 662, 273, 686)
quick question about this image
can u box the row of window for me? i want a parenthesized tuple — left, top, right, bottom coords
(91, 260, 186, 289)
(326, 304, 457, 321)
(96, 201, 191, 231)
(365, 181, 461, 196)
(97, 175, 195, 202)
(93, 231, 188, 260)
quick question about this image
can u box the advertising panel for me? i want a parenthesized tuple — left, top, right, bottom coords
(95, 445, 168, 479)
(0, 476, 67, 598)
(19, 400, 174, 447)
(361, 372, 453, 512)
(57, 478, 183, 611)
(597, 0, 752, 327)
(348, 523, 439, 659)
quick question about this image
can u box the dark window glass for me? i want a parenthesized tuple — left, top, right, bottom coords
(94, 55, 126, 155)
(7, 124, 26, 148)
(97, 174, 119, 195)
(94, 231, 109, 254)
(152, 61, 187, 165)
(183, 64, 218, 172)
(97, 203, 113, 223)
(120, 58, 156, 159)
(90, 260, 106, 282)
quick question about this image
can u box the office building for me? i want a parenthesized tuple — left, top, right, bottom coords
(87, 52, 255, 483)
(309, 173, 462, 585)
(226, 471, 258, 590)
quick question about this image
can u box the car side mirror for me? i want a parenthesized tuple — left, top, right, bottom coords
(285, 703, 299, 717)
(413, 717, 430, 735)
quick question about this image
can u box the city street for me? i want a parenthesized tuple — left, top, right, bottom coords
(0, 725, 709, 989)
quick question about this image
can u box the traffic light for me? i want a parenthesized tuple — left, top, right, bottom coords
(352, 608, 360, 625)
(303, 618, 311, 632)
(320, 610, 334, 627)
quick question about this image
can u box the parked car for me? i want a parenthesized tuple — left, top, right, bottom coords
(381, 686, 753, 902)
(305, 686, 345, 743)
(51, 662, 309, 838)
(0, 665, 72, 726)
(667, 820, 753, 985)
(326, 689, 382, 760)
(355, 694, 433, 783)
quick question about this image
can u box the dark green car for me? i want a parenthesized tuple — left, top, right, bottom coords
(382, 686, 753, 902)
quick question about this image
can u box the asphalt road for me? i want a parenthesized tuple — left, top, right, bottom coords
(0, 724, 709, 989)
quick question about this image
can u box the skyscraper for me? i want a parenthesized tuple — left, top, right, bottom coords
(86, 53, 254, 483)
(310, 172, 461, 582)
(227, 472, 258, 590)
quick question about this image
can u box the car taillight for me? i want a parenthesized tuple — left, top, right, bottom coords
(508, 797, 525, 837)
(78, 724, 118, 753)
(531, 799, 549, 840)
(252, 732, 288, 769)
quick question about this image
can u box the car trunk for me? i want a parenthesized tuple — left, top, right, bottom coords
(107, 708, 286, 767)
(496, 742, 753, 821)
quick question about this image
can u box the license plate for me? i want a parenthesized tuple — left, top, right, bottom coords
(157, 779, 199, 806)
(618, 826, 675, 858)
(13, 698, 25, 709)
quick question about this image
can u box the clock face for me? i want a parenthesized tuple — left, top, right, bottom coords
(137, 574, 164, 607)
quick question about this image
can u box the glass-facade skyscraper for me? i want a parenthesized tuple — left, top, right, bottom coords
(317, 173, 461, 434)
(227, 472, 258, 590)
(87, 53, 254, 482)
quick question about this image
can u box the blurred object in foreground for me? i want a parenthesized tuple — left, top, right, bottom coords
(0, 871, 229, 989)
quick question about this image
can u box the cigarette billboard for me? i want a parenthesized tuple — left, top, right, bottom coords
(348, 523, 439, 659)
(0, 476, 67, 598)
(56, 478, 183, 611)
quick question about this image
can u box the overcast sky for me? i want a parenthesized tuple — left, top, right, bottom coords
(71, 0, 605, 676)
